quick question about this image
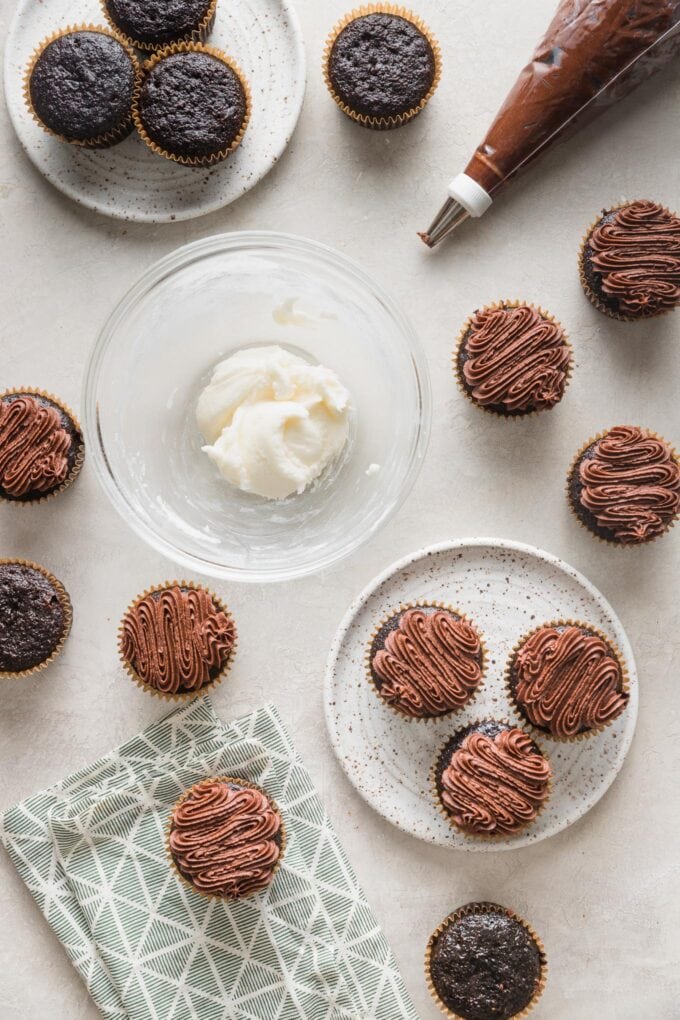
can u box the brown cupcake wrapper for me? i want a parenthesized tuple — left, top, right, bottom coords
(0, 387, 85, 506)
(430, 718, 553, 842)
(566, 426, 680, 547)
(23, 24, 142, 148)
(118, 580, 238, 701)
(101, 0, 218, 52)
(133, 42, 251, 166)
(578, 200, 678, 322)
(166, 775, 287, 901)
(323, 5, 441, 131)
(365, 600, 487, 723)
(0, 558, 72, 678)
(424, 901, 547, 1019)
(505, 619, 631, 743)
(453, 299, 574, 420)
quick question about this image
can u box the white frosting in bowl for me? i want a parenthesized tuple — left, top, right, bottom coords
(196, 345, 351, 500)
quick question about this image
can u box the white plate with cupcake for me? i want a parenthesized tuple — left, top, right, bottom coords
(324, 537, 638, 850)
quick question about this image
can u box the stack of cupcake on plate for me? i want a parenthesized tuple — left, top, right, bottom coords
(24, 0, 250, 166)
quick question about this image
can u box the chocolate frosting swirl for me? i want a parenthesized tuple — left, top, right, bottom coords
(372, 608, 483, 718)
(513, 626, 628, 738)
(121, 586, 235, 694)
(440, 728, 551, 836)
(0, 396, 71, 497)
(589, 201, 680, 317)
(578, 426, 680, 543)
(170, 780, 281, 898)
(461, 305, 570, 413)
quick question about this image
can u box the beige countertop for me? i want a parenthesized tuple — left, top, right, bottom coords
(1, 0, 679, 1016)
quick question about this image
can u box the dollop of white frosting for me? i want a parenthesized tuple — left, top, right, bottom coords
(196, 345, 351, 500)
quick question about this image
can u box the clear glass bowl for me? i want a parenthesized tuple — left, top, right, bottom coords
(83, 232, 431, 582)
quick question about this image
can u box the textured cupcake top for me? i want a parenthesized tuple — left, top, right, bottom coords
(587, 201, 680, 317)
(0, 562, 67, 673)
(429, 907, 543, 1020)
(577, 426, 680, 544)
(0, 395, 75, 499)
(169, 779, 282, 899)
(458, 304, 571, 414)
(437, 722, 551, 837)
(328, 12, 436, 119)
(29, 31, 136, 141)
(121, 585, 235, 694)
(105, 0, 212, 47)
(138, 51, 247, 158)
(512, 625, 628, 739)
(370, 607, 483, 718)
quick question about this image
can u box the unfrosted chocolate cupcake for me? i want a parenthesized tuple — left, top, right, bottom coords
(507, 623, 629, 740)
(26, 27, 140, 147)
(0, 560, 72, 676)
(102, 0, 217, 51)
(324, 6, 440, 129)
(168, 777, 284, 899)
(119, 583, 236, 697)
(455, 302, 572, 417)
(433, 721, 551, 838)
(0, 390, 84, 503)
(568, 425, 680, 545)
(133, 44, 249, 166)
(368, 603, 484, 719)
(579, 200, 680, 320)
(426, 902, 546, 1020)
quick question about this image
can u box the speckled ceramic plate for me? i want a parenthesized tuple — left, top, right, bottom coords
(325, 538, 638, 850)
(4, 0, 305, 222)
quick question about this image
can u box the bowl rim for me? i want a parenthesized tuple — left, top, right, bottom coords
(82, 230, 432, 582)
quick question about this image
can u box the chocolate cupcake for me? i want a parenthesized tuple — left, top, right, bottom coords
(168, 777, 285, 900)
(367, 602, 485, 720)
(323, 5, 441, 130)
(119, 582, 237, 699)
(133, 43, 250, 166)
(568, 425, 680, 545)
(102, 0, 217, 52)
(425, 902, 547, 1020)
(0, 390, 84, 504)
(0, 559, 72, 677)
(25, 26, 141, 148)
(507, 623, 629, 741)
(433, 721, 551, 838)
(455, 302, 572, 417)
(579, 200, 680, 320)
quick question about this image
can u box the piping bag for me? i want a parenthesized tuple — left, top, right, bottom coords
(421, 0, 680, 248)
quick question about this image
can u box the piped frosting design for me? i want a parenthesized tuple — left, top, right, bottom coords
(0, 396, 70, 497)
(169, 779, 282, 899)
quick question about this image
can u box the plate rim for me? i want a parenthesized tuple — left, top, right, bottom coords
(324, 536, 639, 850)
(3, 0, 307, 223)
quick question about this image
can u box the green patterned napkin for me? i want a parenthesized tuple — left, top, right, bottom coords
(1, 696, 416, 1020)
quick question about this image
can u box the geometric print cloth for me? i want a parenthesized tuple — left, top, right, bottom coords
(0, 697, 417, 1020)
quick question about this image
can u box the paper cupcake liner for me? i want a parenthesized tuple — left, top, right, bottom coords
(24, 25, 142, 148)
(118, 580, 238, 701)
(566, 427, 680, 547)
(133, 42, 251, 166)
(505, 619, 631, 743)
(0, 388, 85, 506)
(424, 901, 547, 1020)
(365, 600, 487, 723)
(166, 775, 287, 901)
(430, 718, 553, 842)
(452, 299, 574, 420)
(323, 5, 442, 131)
(0, 558, 73, 679)
(578, 200, 678, 322)
(101, 0, 218, 52)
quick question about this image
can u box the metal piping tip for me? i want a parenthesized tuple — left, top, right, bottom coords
(419, 197, 470, 248)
